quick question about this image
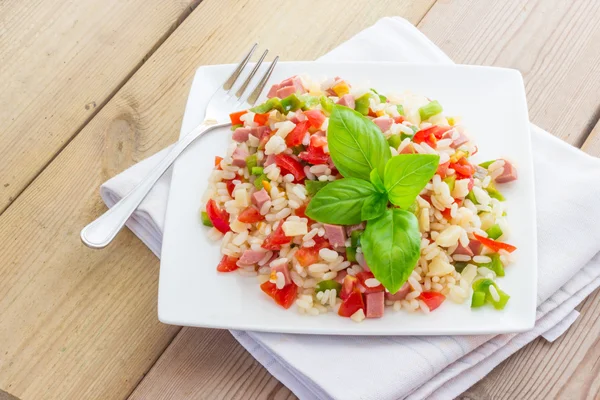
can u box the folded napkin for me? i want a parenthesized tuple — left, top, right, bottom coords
(101, 17, 600, 400)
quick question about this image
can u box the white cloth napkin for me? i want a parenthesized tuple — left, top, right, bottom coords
(100, 17, 600, 400)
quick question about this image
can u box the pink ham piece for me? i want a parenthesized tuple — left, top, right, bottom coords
(373, 116, 393, 133)
(365, 291, 385, 318)
(323, 224, 347, 247)
(279, 76, 306, 94)
(345, 222, 365, 237)
(453, 242, 474, 257)
(385, 282, 411, 302)
(336, 94, 355, 109)
(400, 143, 416, 154)
(290, 110, 307, 124)
(231, 147, 248, 167)
(276, 85, 298, 99)
(267, 84, 280, 98)
(250, 125, 270, 139)
(263, 154, 276, 167)
(237, 250, 265, 266)
(468, 239, 483, 255)
(334, 270, 347, 284)
(251, 188, 270, 209)
(495, 160, 518, 183)
(272, 263, 291, 286)
(232, 127, 251, 143)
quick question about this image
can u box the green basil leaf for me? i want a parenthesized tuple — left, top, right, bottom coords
(361, 192, 388, 221)
(327, 105, 391, 181)
(369, 169, 385, 193)
(361, 209, 421, 294)
(384, 154, 440, 209)
(306, 178, 380, 225)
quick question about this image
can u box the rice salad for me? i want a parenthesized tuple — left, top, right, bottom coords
(200, 75, 518, 322)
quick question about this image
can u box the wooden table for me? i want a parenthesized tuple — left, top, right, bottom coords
(1, 0, 600, 398)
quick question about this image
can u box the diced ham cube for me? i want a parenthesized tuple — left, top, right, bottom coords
(373, 116, 393, 133)
(252, 188, 270, 209)
(453, 242, 474, 257)
(267, 84, 280, 98)
(323, 224, 347, 247)
(451, 132, 469, 148)
(232, 127, 251, 143)
(231, 147, 248, 167)
(272, 263, 292, 286)
(250, 125, 270, 139)
(279, 76, 306, 94)
(276, 85, 298, 99)
(385, 282, 411, 302)
(334, 270, 347, 284)
(290, 110, 307, 124)
(345, 222, 365, 237)
(495, 160, 518, 183)
(336, 94, 355, 109)
(263, 154, 276, 167)
(238, 250, 265, 265)
(468, 240, 482, 255)
(400, 143, 416, 154)
(365, 291, 385, 318)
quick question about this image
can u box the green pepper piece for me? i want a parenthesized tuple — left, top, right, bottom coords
(471, 290, 486, 308)
(315, 280, 342, 294)
(453, 261, 468, 273)
(466, 190, 479, 205)
(396, 104, 405, 116)
(300, 94, 320, 110)
(250, 97, 283, 114)
(419, 100, 443, 121)
(251, 166, 264, 176)
(370, 88, 387, 103)
(479, 160, 496, 168)
(281, 94, 304, 114)
(230, 123, 243, 131)
(292, 144, 305, 155)
(246, 154, 258, 171)
(254, 174, 269, 189)
(443, 175, 456, 193)
(490, 253, 505, 277)
(320, 96, 334, 113)
(400, 133, 413, 141)
(491, 288, 510, 310)
(350, 230, 363, 247)
(346, 247, 357, 262)
(486, 224, 503, 240)
(201, 211, 213, 227)
(354, 93, 371, 115)
(486, 183, 505, 201)
(410, 125, 419, 134)
(305, 180, 330, 196)
(387, 134, 402, 149)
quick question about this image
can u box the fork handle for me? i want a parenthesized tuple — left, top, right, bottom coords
(80, 121, 230, 248)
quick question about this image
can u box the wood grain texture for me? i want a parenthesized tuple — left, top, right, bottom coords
(418, 0, 600, 147)
(582, 120, 600, 155)
(0, 1, 433, 399)
(128, 329, 296, 400)
(0, 0, 201, 214)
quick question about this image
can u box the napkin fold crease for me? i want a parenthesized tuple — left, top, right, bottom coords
(100, 17, 600, 400)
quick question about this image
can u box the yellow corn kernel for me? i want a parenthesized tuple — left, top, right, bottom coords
(450, 150, 466, 163)
(269, 270, 277, 282)
(376, 109, 386, 117)
(263, 180, 272, 192)
(332, 81, 350, 97)
(447, 116, 455, 126)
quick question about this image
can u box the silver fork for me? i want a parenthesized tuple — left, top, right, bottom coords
(81, 44, 279, 248)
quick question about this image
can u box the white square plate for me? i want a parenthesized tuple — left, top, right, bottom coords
(159, 62, 537, 335)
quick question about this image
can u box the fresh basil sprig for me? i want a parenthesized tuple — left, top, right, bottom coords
(361, 209, 421, 294)
(306, 178, 385, 225)
(305, 103, 440, 293)
(327, 105, 391, 181)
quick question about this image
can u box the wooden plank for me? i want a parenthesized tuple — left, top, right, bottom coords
(0, 1, 433, 399)
(418, 0, 600, 147)
(582, 120, 600, 155)
(128, 329, 296, 400)
(0, 0, 201, 214)
(129, 1, 600, 399)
